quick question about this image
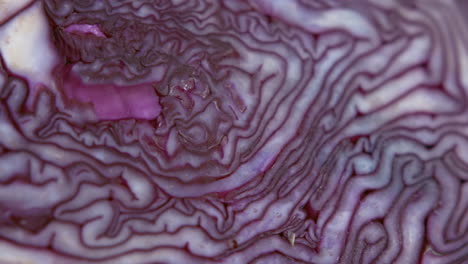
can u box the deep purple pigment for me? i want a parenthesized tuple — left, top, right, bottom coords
(0, 0, 466, 263)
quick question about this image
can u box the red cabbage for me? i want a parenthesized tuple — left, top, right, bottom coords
(0, 0, 467, 263)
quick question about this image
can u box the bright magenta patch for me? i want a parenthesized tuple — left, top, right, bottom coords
(63, 70, 161, 120)
(64, 24, 106, 37)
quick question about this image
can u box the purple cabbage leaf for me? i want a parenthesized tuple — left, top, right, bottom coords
(0, 0, 467, 263)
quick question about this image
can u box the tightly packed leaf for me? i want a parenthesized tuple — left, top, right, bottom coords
(0, 0, 467, 263)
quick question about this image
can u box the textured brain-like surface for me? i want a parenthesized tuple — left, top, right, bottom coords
(0, 0, 467, 263)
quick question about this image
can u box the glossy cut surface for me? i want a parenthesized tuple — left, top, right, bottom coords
(0, 1, 467, 263)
